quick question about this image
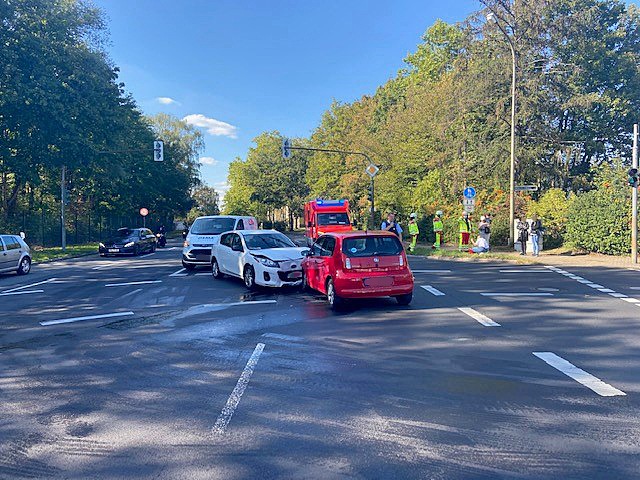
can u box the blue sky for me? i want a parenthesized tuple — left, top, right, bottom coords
(94, 0, 478, 198)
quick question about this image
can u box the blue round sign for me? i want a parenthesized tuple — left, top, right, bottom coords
(463, 187, 476, 199)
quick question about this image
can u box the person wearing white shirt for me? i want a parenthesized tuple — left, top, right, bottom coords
(470, 236, 489, 254)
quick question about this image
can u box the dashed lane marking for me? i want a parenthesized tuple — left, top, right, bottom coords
(607, 292, 628, 298)
(104, 280, 163, 287)
(533, 352, 626, 397)
(412, 269, 452, 273)
(2, 277, 57, 293)
(621, 297, 640, 303)
(139, 252, 156, 258)
(420, 285, 445, 296)
(480, 292, 553, 297)
(0, 289, 44, 296)
(498, 269, 550, 273)
(213, 343, 265, 434)
(597, 288, 615, 293)
(120, 288, 143, 299)
(40, 311, 134, 326)
(457, 307, 500, 327)
(195, 273, 211, 276)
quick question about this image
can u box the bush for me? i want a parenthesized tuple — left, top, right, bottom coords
(528, 188, 573, 249)
(566, 187, 630, 255)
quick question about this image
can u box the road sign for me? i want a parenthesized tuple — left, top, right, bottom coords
(282, 138, 291, 159)
(464, 204, 475, 213)
(463, 198, 475, 207)
(365, 163, 379, 178)
(153, 140, 164, 162)
(515, 185, 538, 192)
(463, 186, 476, 199)
(139, 208, 149, 217)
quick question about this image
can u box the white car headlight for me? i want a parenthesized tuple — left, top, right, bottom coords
(254, 256, 279, 268)
(99, 242, 105, 248)
(124, 242, 135, 248)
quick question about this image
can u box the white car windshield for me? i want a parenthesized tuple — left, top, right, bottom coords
(244, 233, 295, 250)
(191, 218, 236, 235)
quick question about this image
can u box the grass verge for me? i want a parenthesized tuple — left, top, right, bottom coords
(30, 244, 97, 263)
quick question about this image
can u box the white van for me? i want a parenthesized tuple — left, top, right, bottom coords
(182, 215, 257, 270)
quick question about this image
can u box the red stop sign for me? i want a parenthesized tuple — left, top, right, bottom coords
(139, 208, 149, 217)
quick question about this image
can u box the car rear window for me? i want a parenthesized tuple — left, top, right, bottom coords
(317, 213, 350, 226)
(191, 217, 236, 235)
(342, 236, 403, 257)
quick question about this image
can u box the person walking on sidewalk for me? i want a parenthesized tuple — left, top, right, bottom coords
(407, 213, 419, 253)
(458, 212, 471, 251)
(530, 215, 543, 256)
(517, 218, 529, 255)
(432, 211, 444, 249)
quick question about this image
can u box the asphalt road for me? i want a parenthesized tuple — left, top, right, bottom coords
(1, 244, 639, 479)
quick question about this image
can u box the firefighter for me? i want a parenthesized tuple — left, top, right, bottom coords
(408, 213, 419, 253)
(432, 211, 444, 249)
(458, 211, 471, 250)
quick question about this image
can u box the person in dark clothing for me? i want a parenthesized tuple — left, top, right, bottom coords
(530, 215, 543, 256)
(517, 219, 529, 255)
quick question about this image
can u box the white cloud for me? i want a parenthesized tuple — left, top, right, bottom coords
(199, 156, 218, 166)
(182, 114, 238, 139)
(156, 97, 179, 105)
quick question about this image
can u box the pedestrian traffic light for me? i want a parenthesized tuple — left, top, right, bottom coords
(628, 168, 638, 187)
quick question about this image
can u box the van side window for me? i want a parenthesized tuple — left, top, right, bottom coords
(236, 219, 244, 230)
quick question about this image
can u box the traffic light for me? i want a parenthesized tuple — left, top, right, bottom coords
(367, 184, 374, 203)
(629, 168, 638, 187)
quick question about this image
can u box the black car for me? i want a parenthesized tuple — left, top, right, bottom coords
(99, 228, 157, 256)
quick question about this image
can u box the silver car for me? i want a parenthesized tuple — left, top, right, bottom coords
(0, 234, 31, 275)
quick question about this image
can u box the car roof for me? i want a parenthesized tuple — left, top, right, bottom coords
(193, 215, 254, 220)
(322, 230, 397, 239)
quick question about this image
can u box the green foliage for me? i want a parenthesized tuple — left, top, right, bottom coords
(528, 188, 573, 248)
(566, 165, 631, 255)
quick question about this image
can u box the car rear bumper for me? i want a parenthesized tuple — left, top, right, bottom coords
(334, 271, 414, 298)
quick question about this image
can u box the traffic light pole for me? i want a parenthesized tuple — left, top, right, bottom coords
(370, 177, 375, 230)
(61, 165, 67, 253)
(632, 124, 638, 264)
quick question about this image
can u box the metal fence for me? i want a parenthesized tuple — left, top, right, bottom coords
(1, 205, 174, 247)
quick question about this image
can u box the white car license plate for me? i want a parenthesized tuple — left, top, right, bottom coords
(108, 249, 119, 253)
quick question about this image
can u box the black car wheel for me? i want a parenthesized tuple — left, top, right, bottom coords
(211, 258, 224, 279)
(395, 292, 413, 306)
(326, 278, 344, 311)
(243, 266, 256, 290)
(17, 257, 31, 275)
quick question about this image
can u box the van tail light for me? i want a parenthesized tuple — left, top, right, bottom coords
(345, 257, 352, 269)
(399, 255, 404, 267)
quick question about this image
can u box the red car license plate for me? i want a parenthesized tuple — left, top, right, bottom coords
(364, 277, 393, 287)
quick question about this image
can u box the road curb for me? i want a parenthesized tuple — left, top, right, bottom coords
(33, 251, 98, 265)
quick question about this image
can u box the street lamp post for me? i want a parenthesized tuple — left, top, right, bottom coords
(487, 10, 517, 247)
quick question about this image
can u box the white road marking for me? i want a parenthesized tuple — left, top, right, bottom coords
(169, 268, 187, 277)
(195, 273, 211, 276)
(457, 307, 500, 327)
(576, 279, 592, 284)
(420, 285, 445, 296)
(629, 287, 640, 290)
(139, 252, 156, 258)
(0, 289, 44, 296)
(621, 297, 640, 303)
(597, 288, 615, 293)
(104, 280, 163, 287)
(262, 332, 304, 342)
(533, 352, 626, 397)
(120, 288, 143, 299)
(40, 311, 134, 326)
(213, 343, 265, 434)
(412, 269, 452, 273)
(498, 269, 550, 273)
(480, 292, 553, 297)
(608, 292, 628, 298)
(2, 278, 57, 293)
(585, 284, 604, 289)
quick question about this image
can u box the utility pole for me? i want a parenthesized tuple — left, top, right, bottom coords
(61, 165, 67, 252)
(632, 124, 638, 264)
(370, 177, 375, 230)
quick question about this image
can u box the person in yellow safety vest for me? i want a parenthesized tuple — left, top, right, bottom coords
(408, 213, 419, 253)
(458, 212, 471, 250)
(432, 211, 444, 249)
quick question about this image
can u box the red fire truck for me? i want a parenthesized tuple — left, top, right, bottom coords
(304, 199, 353, 245)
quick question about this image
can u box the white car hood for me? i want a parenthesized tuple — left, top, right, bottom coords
(250, 247, 307, 261)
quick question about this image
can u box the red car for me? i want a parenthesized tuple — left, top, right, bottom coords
(302, 231, 414, 309)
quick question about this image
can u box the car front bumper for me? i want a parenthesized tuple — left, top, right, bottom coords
(99, 246, 136, 255)
(182, 247, 213, 265)
(256, 265, 303, 288)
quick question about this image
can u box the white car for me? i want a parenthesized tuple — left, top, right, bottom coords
(182, 215, 257, 270)
(210, 230, 308, 289)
